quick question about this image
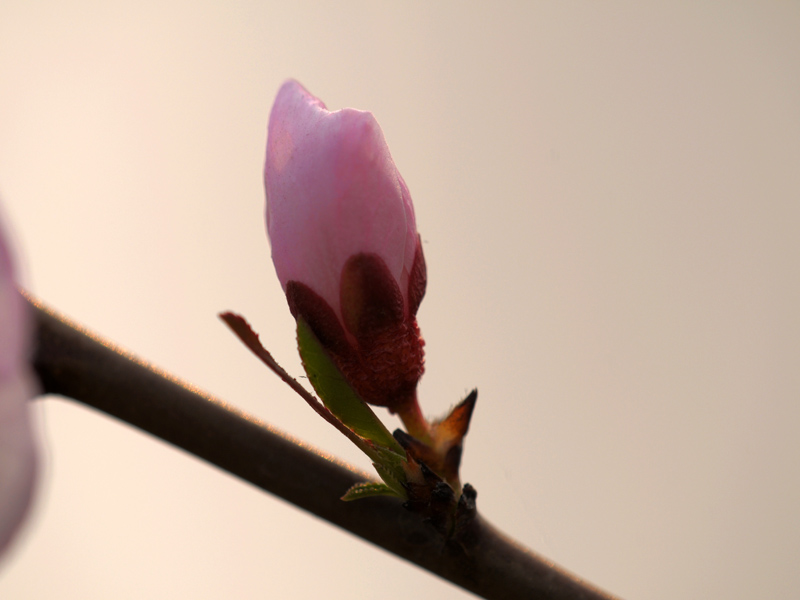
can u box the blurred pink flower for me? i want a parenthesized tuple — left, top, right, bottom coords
(0, 211, 37, 559)
(264, 80, 426, 414)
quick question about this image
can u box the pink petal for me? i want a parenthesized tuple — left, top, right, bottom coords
(0, 212, 37, 559)
(264, 80, 418, 322)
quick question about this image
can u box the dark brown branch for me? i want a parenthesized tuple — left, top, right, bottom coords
(25, 294, 621, 600)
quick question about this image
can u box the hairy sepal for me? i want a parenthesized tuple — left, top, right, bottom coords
(296, 317, 403, 453)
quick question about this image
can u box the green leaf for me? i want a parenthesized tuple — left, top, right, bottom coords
(296, 318, 403, 453)
(341, 482, 401, 501)
(372, 462, 407, 498)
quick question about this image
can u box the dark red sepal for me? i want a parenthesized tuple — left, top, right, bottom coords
(340, 252, 404, 339)
(286, 281, 355, 359)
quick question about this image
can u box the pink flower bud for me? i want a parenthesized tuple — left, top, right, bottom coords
(0, 211, 37, 559)
(265, 80, 426, 413)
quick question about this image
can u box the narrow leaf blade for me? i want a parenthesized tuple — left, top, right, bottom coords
(341, 482, 400, 501)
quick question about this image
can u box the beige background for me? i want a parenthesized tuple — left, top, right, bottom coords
(1, 2, 799, 599)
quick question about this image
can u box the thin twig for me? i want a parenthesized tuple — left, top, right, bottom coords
(219, 311, 372, 454)
(25, 294, 621, 600)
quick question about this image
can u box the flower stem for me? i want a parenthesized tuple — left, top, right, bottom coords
(397, 393, 432, 443)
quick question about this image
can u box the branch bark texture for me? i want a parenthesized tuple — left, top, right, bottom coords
(26, 295, 620, 600)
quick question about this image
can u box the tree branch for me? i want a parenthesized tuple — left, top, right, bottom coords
(25, 294, 620, 600)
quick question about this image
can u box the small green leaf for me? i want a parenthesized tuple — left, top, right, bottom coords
(372, 462, 407, 498)
(296, 318, 403, 453)
(341, 482, 401, 501)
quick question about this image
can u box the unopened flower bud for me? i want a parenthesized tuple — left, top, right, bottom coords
(264, 80, 426, 413)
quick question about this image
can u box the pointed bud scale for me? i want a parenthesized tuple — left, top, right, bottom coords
(265, 80, 426, 412)
(392, 389, 476, 493)
(0, 210, 37, 558)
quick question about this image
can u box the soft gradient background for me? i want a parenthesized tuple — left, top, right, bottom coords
(1, 2, 799, 599)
